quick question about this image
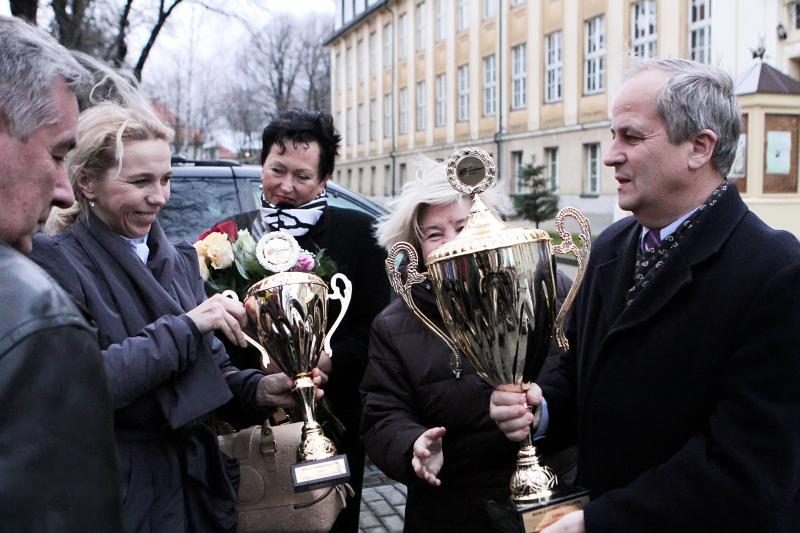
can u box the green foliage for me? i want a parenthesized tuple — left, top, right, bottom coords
(512, 156, 559, 228)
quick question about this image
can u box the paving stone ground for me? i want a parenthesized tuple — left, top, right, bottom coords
(359, 460, 406, 533)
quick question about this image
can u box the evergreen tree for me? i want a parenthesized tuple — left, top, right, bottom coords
(512, 156, 559, 228)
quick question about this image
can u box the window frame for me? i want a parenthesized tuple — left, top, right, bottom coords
(584, 143, 600, 195)
(435, 73, 447, 127)
(416, 80, 426, 130)
(544, 31, 562, 103)
(458, 64, 470, 121)
(689, 0, 712, 64)
(584, 15, 606, 95)
(511, 43, 527, 109)
(631, 0, 657, 58)
(398, 87, 409, 134)
(483, 54, 497, 116)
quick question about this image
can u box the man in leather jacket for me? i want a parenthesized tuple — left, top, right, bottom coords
(0, 16, 122, 532)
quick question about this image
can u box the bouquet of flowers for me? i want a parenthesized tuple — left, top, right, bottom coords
(194, 220, 337, 299)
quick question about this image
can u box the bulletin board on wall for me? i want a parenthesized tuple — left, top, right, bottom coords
(763, 113, 799, 194)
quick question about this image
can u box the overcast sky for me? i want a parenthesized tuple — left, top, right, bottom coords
(0, 0, 335, 79)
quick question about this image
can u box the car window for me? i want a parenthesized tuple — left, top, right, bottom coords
(159, 165, 387, 243)
(159, 177, 243, 242)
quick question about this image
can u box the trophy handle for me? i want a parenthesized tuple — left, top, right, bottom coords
(551, 207, 592, 351)
(386, 242, 463, 377)
(221, 289, 270, 368)
(322, 273, 352, 356)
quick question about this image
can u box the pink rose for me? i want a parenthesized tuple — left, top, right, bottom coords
(295, 252, 315, 272)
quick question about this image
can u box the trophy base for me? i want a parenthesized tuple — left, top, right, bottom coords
(290, 453, 350, 493)
(516, 485, 590, 532)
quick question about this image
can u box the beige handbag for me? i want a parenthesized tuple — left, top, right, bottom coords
(218, 421, 349, 533)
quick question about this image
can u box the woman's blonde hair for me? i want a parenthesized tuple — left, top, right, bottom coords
(46, 101, 173, 233)
(374, 154, 510, 255)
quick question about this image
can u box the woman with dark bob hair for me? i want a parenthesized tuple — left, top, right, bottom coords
(218, 109, 391, 532)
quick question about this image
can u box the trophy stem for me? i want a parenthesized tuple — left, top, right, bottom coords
(510, 435, 557, 504)
(294, 375, 337, 462)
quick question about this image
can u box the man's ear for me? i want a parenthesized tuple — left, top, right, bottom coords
(688, 129, 718, 170)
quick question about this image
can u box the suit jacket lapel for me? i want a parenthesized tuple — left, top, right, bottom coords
(606, 183, 748, 339)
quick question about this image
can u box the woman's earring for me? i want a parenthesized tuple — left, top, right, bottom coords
(89, 200, 96, 208)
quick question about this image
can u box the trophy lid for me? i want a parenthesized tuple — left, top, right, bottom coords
(426, 147, 550, 265)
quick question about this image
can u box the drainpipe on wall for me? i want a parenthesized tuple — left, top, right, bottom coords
(495, 0, 505, 180)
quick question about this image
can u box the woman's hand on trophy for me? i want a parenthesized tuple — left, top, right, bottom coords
(412, 426, 446, 487)
(187, 293, 248, 348)
(255, 373, 297, 408)
(489, 384, 543, 442)
(312, 350, 332, 388)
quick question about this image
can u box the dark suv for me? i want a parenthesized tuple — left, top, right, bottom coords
(159, 158, 388, 242)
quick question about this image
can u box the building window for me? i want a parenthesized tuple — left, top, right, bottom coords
(512, 150, 524, 193)
(483, 0, 496, 19)
(383, 164, 391, 195)
(358, 103, 366, 144)
(510, 0, 525, 5)
(689, 0, 711, 64)
(584, 143, 600, 195)
(435, 73, 447, 127)
(584, 15, 605, 95)
(370, 98, 378, 141)
(336, 52, 343, 91)
(383, 22, 393, 66)
(369, 31, 378, 73)
(457, 0, 470, 32)
(415, 2, 426, 52)
(399, 162, 407, 188)
(435, 0, 447, 41)
(347, 168, 352, 188)
(631, 0, 657, 58)
(511, 43, 527, 109)
(398, 13, 408, 60)
(348, 107, 355, 146)
(383, 93, 393, 138)
(458, 64, 470, 121)
(545, 147, 559, 191)
(416, 81, 426, 130)
(358, 167, 364, 192)
(544, 31, 562, 103)
(483, 54, 496, 116)
(795, 3, 800, 30)
(399, 87, 408, 134)
(357, 39, 365, 80)
(370, 166, 376, 196)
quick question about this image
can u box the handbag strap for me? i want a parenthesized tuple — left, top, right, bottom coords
(260, 423, 277, 456)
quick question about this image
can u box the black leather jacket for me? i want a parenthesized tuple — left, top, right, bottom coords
(0, 242, 122, 532)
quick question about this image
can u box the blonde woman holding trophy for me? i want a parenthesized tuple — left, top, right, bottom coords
(361, 156, 573, 532)
(31, 94, 307, 532)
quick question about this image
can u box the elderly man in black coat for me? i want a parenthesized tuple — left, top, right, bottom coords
(491, 58, 800, 532)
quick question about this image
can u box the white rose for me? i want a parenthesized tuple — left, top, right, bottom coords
(201, 232, 235, 269)
(193, 241, 211, 280)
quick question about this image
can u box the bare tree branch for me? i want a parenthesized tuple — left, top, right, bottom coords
(105, 0, 133, 67)
(133, 0, 184, 81)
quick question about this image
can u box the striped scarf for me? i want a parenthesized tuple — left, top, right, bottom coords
(260, 190, 327, 237)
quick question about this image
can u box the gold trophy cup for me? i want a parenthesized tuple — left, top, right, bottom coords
(386, 147, 591, 528)
(228, 232, 353, 492)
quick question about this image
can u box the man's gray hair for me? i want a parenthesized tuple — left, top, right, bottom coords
(626, 57, 741, 177)
(0, 16, 89, 140)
